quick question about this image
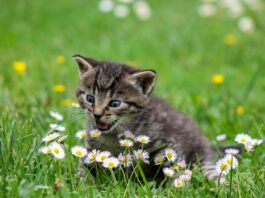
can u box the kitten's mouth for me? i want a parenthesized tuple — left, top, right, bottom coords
(96, 121, 117, 132)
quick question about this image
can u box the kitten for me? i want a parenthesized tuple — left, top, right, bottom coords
(73, 54, 220, 181)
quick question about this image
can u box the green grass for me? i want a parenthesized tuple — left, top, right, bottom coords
(0, 0, 265, 197)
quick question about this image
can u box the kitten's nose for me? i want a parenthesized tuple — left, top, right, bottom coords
(93, 114, 102, 122)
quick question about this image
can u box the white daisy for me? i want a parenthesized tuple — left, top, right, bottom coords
(71, 146, 87, 158)
(173, 178, 185, 188)
(123, 130, 135, 139)
(244, 0, 261, 10)
(197, 3, 217, 17)
(42, 132, 60, 142)
(133, 0, 152, 21)
(102, 157, 120, 169)
(220, 0, 243, 18)
(244, 142, 254, 152)
(89, 129, 101, 138)
(99, 0, 113, 13)
(57, 135, 68, 143)
(162, 167, 175, 177)
(223, 154, 238, 169)
(40, 145, 53, 154)
(179, 174, 191, 182)
(176, 160, 187, 168)
(118, 153, 133, 167)
(50, 123, 65, 132)
(154, 155, 165, 165)
(71, 102, 80, 108)
(76, 130, 87, 139)
(50, 142, 65, 159)
(216, 134, 227, 141)
(95, 151, 112, 162)
(134, 149, 149, 160)
(114, 4, 129, 18)
(251, 138, 263, 146)
(49, 111, 63, 121)
(118, 0, 133, 4)
(165, 148, 177, 162)
(224, 148, 240, 155)
(184, 169, 192, 176)
(238, 16, 255, 33)
(134, 149, 149, 163)
(235, 134, 251, 145)
(136, 135, 150, 144)
(85, 149, 101, 164)
(215, 158, 229, 175)
(119, 139, 134, 147)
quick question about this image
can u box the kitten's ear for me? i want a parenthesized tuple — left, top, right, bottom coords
(72, 55, 98, 78)
(130, 70, 156, 96)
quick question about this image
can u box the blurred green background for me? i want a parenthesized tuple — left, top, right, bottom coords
(1, 0, 265, 134)
(0, 0, 265, 196)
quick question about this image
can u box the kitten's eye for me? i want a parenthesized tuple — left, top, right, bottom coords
(109, 100, 121, 108)
(86, 95, 95, 104)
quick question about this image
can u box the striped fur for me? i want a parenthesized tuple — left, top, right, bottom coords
(73, 55, 220, 181)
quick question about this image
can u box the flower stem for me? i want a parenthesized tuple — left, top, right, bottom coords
(228, 157, 234, 197)
(217, 170, 223, 196)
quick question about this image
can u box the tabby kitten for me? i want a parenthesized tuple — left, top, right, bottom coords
(73, 54, 219, 181)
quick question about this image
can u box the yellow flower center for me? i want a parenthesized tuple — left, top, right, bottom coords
(220, 163, 227, 170)
(157, 158, 163, 163)
(47, 148, 52, 153)
(54, 148, 60, 154)
(167, 153, 173, 158)
(245, 146, 251, 152)
(123, 142, 129, 147)
(138, 152, 143, 157)
(91, 133, 99, 138)
(76, 150, 83, 156)
(81, 133, 86, 138)
(172, 165, 180, 170)
(101, 156, 107, 160)
(92, 153, 97, 159)
(177, 181, 183, 187)
(108, 162, 115, 167)
(227, 159, 232, 165)
(241, 138, 246, 143)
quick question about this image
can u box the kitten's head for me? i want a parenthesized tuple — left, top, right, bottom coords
(73, 55, 156, 133)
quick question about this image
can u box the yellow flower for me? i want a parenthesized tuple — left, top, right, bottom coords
(56, 55, 65, 64)
(211, 74, 224, 85)
(236, 105, 245, 115)
(126, 61, 139, 68)
(13, 61, 26, 75)
(53, 84, 66, 93)
(60, 99, 71, 106)
(224, 34, 237, 45)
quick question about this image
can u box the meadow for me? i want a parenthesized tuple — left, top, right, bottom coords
(0, 0, 265, 197)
